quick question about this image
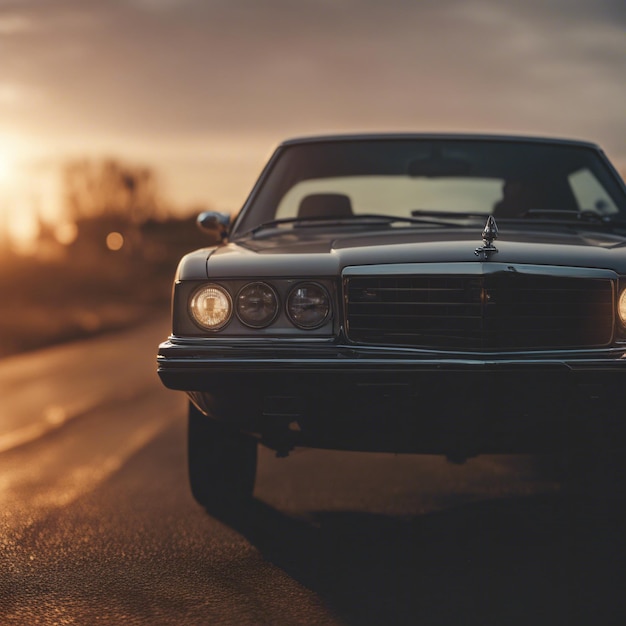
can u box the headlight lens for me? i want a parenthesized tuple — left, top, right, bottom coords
(236, 282, 279, 328)
(618, 288, 626, 325)
(189, 284, 232, 330)
(287, 282, 330, 328)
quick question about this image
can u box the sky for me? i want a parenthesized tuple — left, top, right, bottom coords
(0, 0, 625, 240)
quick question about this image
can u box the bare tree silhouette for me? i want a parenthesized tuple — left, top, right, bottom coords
(62, 158, 164, 255)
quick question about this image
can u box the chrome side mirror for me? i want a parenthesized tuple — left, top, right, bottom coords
(196, 211, 230, 245)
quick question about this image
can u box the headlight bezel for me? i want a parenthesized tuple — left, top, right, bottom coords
(286, 281, 331, 329)
(179, 278, 335, 336)
(188, 283, 233, 331)
(618, 286, 626, 327)
(235, 281, 280, 328)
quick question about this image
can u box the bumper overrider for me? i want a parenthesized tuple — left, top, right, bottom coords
(158, 338, 626, 456)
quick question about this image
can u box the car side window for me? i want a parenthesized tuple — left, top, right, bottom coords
(568, 168, 619, 215)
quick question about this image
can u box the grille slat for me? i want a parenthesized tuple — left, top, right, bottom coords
(345, 273, 614, 350)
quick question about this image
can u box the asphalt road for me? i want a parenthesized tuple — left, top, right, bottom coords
(0, 318, 624, 625)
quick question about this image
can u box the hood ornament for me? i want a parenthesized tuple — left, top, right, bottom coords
(475, 216, 498, 260)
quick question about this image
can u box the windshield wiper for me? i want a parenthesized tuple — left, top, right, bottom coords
(411, 210, 489, 219)
(240, 213, 462, 237)
(410, 208, 626, 229)
(500, 209, 626, 229)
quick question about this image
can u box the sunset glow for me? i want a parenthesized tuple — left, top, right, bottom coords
(0, 0, 624, 234)
(0, 136, 33, 247)
(0, 133, 33, 195)
(0, 146, 13, 185)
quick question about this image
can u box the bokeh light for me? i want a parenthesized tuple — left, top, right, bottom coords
(106, 231, 124, 251)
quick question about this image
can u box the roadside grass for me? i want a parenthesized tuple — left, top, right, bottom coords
(0, 250, 174, 358)
(0, 215, 212, 358)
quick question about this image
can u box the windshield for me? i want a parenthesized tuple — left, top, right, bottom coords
(234, 138, 626, 235)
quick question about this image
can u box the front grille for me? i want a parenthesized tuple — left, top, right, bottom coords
(344, 273, 614, 350)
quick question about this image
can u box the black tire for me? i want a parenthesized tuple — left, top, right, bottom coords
(187, 401, 257, 510)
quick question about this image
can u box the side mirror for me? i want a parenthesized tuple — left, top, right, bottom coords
(196, 211, 230, 245)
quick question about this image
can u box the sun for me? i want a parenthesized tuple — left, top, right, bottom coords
(0, 145, 15, 185)
(0, 132, 30, 187)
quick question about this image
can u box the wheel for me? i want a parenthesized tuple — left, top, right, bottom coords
(187, 401, 257, 510)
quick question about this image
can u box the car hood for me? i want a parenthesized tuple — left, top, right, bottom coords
(178, 225, 626, 279)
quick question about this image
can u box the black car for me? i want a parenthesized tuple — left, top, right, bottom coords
(157, 133, 626, 508)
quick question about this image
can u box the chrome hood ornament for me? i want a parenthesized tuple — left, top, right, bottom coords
(475, 216, 498, 259)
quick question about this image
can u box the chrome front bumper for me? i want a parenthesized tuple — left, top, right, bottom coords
(157, 339, 626, 454)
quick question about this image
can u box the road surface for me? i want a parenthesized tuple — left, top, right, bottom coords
(0, 317, 624, 624)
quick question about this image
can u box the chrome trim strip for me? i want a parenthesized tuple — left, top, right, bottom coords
(159, 339, 626, 360)
(157, 355, 626, 369)
(166, 335, 336, 345)
(342, 262, 618, 279)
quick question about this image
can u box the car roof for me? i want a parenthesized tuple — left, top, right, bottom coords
(279, 133, 601, 150)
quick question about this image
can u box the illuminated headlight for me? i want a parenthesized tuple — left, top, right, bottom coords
(236, 282, 279, 328)
(287, 282, 330, 329)
(619, 288, 626, 325)
(189, 284, 232, 330)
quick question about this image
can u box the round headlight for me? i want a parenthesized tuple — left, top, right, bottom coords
(189, 284, 232, 330)
(287, 282, 330, 329)
(619, 288, 626, 325)
(236, 282, 279, 328)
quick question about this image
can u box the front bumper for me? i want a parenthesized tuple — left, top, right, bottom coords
(157, 339, 626, 455)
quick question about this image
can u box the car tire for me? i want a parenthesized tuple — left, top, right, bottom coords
(187, 401, 257, 510)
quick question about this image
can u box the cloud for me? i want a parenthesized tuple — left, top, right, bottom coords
(0, 83, 21, 105)
(2, 1, 625, 167)
(0, 13, 36, 34)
